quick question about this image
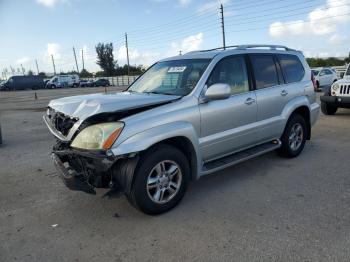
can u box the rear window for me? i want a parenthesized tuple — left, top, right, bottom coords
(277, 54, 304, 83)
(250, 55, 278, 89)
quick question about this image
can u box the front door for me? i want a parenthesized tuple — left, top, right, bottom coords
(199, 55, 258, 162)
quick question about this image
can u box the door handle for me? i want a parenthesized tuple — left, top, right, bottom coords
(245, 98, 255, 105)
(281, 90, 288, 96)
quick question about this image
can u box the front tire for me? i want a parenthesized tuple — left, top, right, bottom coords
(278, 114, 307, 158)
(321, 102, 337, 115)
(127, 145, 190, 215)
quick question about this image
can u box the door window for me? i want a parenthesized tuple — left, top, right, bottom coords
(250, 55, 279, 89)
(323, 69, 333, 75)
(207, 56, 249, 95)
(277, 54, 305, 83)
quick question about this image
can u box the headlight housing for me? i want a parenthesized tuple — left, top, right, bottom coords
(332, 83, 339, 91)
(71, 122, 124, 150)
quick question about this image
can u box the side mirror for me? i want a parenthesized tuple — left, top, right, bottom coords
(204, 83, 231, 101)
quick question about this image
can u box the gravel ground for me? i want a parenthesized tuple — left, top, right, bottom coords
(0, 88, 350, 262)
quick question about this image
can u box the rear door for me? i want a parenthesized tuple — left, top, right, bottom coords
(199, 55, 259, 161)
(251, 53, 305, 142)
(249, 54, 289, 142)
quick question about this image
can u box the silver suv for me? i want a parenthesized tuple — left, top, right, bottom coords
(44, 45, 320, 214)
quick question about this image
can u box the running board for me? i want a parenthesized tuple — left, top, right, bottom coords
(201, 140, 281, 176)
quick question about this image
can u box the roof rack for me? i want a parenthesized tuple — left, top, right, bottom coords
(187, 44, 297, 53)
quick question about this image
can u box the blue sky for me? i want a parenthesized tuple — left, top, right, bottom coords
(0, 0, 349, 75)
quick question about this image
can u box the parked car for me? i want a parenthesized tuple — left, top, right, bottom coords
(320, 64, 350, 115)
(46, 74, 80, 89)
(0, 75, 46, 91)
(93, 78, 110, 87)
(79, 80, 94, 87)
(44, 45, 319, 215)
(312, 67, 338, 91)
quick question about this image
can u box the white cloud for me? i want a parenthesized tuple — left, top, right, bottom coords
(178, 0, 191, 7)
(113, 33, 204, 66)
(269, 0, 350, 38)
(197, 0, 231, 14)
(115, 46, 161, 66)
(170, 33, 203, 54)
(328, 34, 349, 45)
(16, 57, 30, 65)
(36, 0, 59, 7)
(46, 43, 61, 60)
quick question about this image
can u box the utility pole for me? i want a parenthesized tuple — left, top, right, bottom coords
(73, 47, 79, 73)
(35, 59, 39, 75)
(81, 49, 85, 71)
(125, 33, 130, 76)
(51, 55, 56, 75)
(20, 64, 25, 75)
(220, 4, 226, 50)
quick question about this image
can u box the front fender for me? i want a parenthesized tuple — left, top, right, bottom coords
(111, 121, 202, 179)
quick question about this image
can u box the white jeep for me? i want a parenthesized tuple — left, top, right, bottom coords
(320, 64, 350, 115)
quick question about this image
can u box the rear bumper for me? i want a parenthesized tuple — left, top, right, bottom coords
(320, 96, 350, 108)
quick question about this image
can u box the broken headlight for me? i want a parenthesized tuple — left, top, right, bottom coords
(71, 122, 124, 150)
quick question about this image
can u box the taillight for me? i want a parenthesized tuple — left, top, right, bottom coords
(311, 74, 317, 92)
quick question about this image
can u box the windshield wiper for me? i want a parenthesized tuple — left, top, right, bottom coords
(144, 91, 175, 96)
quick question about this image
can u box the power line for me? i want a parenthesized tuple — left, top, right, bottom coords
(128, 13, 218, 36)
(127, 7, 222, 34)
(225, 2, 350, 26)
(225, 0, 343, 21)
(128, 22, 219, 44)
(225, 12, 350, 33)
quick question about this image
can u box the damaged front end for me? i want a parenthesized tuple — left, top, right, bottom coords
(51, 140, 139, 195)
(44, 108, 140, 195)
(43, 92, 179, 195)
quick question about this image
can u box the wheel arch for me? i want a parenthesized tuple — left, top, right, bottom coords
(144, 136, 198, 182)
(282, 97, 311, 140)
(111, 121, 202, 181)
(291, 106, 311, 140)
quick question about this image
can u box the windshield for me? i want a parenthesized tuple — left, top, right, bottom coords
(346, 65, 350, 76)
(128, 59, 211, 96)
(312, 70, 319, 76)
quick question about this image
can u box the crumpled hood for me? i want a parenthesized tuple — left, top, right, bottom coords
(48, 91, 180, 120)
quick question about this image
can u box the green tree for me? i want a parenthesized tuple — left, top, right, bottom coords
(95, 43, 116, 76)
(27, 70, 34, 76)
(80, 69, 93, 78)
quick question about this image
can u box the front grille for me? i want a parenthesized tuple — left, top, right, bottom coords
(47, 108, 78, 136)
(339, 84, 350, 95)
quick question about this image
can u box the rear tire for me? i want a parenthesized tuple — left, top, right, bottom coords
(278, 114, 307, 158)
(127, 145, 190, 215)
(321, 102, 337, 115)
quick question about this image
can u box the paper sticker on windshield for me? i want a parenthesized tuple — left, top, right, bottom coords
(168, 66, 186, 73)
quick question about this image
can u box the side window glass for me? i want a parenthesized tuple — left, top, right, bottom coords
(324, 69, 332, 75)
(250, 55, 278, 89)
(277, 54, 305, 83)
(207, 56, 249, 95)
